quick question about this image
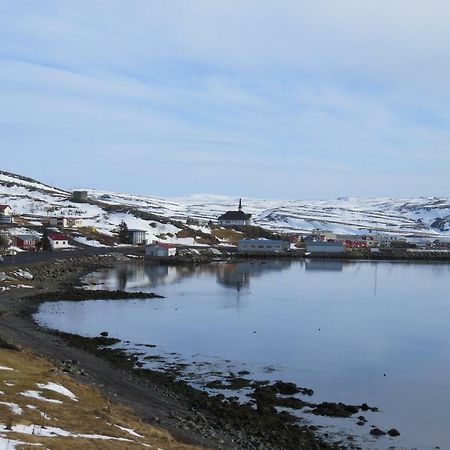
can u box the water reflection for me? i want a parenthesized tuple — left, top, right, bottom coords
(216, 260, 293, 291)
(41, 260, 450, 450)
(305, 260, 343, 271)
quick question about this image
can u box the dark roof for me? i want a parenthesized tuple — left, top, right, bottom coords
(218, 210, 252, 221)
(48, 232, 68, 241)
(16, 234, 39, 241)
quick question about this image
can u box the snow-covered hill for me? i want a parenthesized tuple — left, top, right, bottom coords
(1, 170, 450, 240)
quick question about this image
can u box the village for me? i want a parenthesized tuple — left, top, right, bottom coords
(1, 194, 450, 265)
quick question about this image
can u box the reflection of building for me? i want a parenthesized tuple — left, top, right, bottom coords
(238, 239, 289, 254)
(216, 260, 292, 291)
(305, 260, 343, 271)
(216, 264, 250, 291)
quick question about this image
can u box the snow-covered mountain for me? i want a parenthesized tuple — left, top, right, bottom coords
(1, 170, 450, 240)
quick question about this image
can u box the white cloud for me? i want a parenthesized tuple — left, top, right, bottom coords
(0, 1, 449, 197)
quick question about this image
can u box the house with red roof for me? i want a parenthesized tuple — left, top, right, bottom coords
(48, 232, 70, 250)
(145, 242, 177, 257)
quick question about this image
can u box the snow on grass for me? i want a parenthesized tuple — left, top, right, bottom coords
(114, 424, 144, 438)
(0, 367, 14, 372)
(0, 435, 43, 449)
(73, 236, 107, 247)
(12, 269, 33, 280)
(36, 382, 78, 402)
(0, 423, 134, 442)
(0, 401, 23, 415)
(20, 390, 63, 404)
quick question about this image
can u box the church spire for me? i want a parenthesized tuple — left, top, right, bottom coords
(238, 198, 242, 211)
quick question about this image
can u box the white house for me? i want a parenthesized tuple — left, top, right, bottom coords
(0, 205, 14, 224)
(0, 205, 12, 216)
(128, 229, 147, 245)
(48, 232, 70, 250)
(218, 199, 251, 227)
(238, 239, 290, 253)
(145, 242, 177, 257)
(49, 217, 83, 228)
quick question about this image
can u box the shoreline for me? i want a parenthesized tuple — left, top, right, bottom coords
(0, 254, 342, 450)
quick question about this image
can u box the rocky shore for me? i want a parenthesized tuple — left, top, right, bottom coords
(0, 254, 372, 449)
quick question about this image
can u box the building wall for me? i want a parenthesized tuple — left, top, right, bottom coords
(238, 240, 289, 253)
(16, 238, 38, 250)
(67, 218, 83, 228)
(219, 219, 251, 227)
(306, 242, 344, 253)
(49, 239, 69, 249)
(49, 218, 83, 228)
(145, 246, 177, 257)
(130, 232, 147, 244)
(0, 216, 14, 224)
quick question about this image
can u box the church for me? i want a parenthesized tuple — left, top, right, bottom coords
(217, 199, 252, 227)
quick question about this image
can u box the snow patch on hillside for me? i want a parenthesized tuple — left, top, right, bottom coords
(1, 171, 450, 238)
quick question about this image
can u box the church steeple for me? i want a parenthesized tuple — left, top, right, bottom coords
(238, 198, 242, 211)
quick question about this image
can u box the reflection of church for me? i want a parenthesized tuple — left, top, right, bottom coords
(216, 264, 251, 291)
(216, 260, 292, 291)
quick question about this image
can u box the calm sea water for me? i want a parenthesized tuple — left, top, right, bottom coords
(35, 260, 450, 449)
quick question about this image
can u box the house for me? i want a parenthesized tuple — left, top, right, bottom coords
(186, 217, 209, 226)
(305, 241, 345, 254)
(372, 234, 403, 248)
(145, 242, 177, 257)
(343, 239, 368, 249)
(218, 199, 251, 227)
(0, 205, 14, 224)
(0, 205, 13, 216)
(48, 217, 83, 228)
(237, 239, 290, 254)
(71, 191, 88, 202)
(14, 234, 40, 251)
(0, 215, 14, 224)
(128, 229, 147, 245)
(48, 232, 70, 250)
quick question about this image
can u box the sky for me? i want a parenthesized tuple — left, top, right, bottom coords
(1, 1, 450, 199)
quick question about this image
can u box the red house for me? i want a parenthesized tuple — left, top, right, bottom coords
(15, 234, 40, 251)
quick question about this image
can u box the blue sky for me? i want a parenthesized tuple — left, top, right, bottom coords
(1, 1, 449, 199)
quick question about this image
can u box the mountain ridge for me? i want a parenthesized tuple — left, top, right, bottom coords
(1, 170, 449, 239)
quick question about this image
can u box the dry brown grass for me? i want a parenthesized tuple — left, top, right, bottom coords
(211, 227, 243, 245)
(0, 348, 205, 450)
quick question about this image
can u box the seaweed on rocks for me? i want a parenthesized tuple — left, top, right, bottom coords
(28, 289, 164, 302)
(50, 329, 340, 450)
